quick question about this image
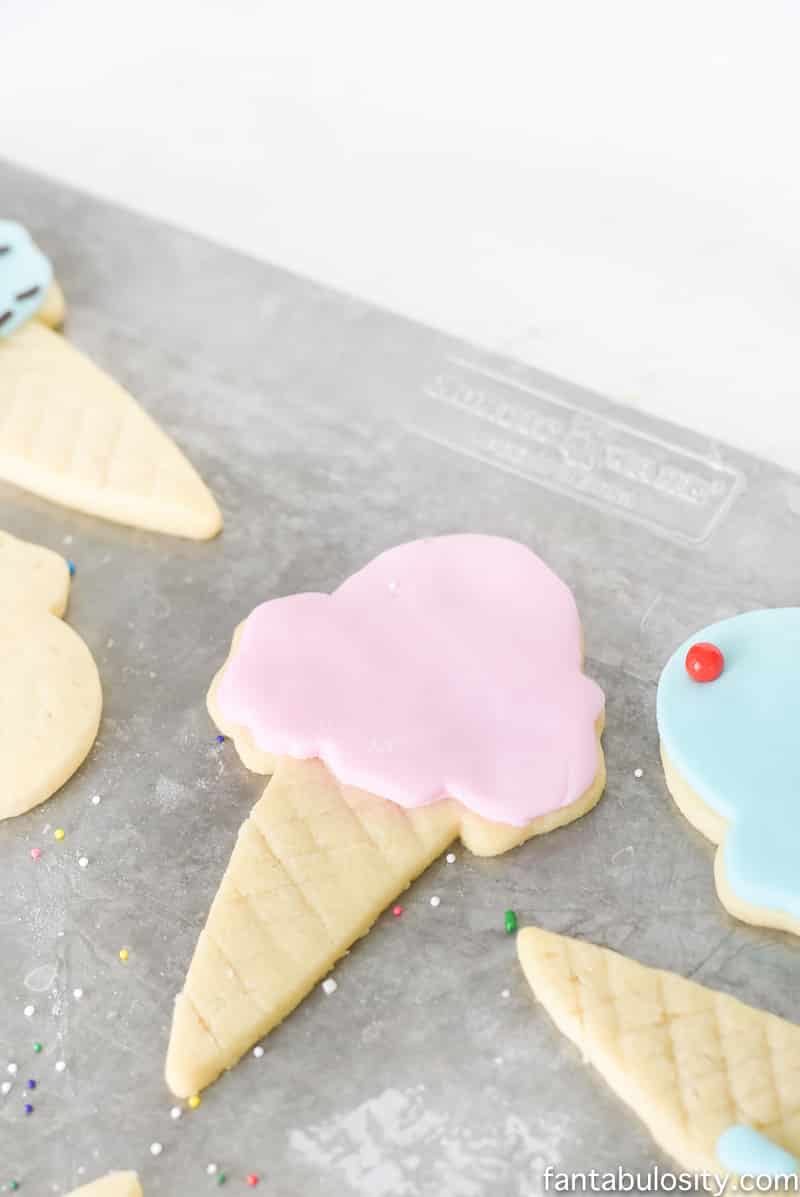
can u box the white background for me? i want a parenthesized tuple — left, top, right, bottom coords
(3, 1, 800, 469)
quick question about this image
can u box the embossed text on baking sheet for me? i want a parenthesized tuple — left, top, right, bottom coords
(406, 359, 744, 545)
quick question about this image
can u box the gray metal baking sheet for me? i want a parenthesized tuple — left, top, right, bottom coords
(1, 159, 799, 1196)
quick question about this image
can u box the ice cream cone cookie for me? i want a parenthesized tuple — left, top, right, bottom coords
(166, 535, 606, 1096)
(67, 1173, 141, 1197)
(518, 926, 800, 1181)
(0, 221, 221, 539)
(657, 609, 800, 935)
(0, 530, 101, 820)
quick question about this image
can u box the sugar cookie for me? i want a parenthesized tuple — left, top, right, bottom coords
(37, 278, 66, 329)
(518, 925, 800, 1180)
(657, 609, 800, 934)
(0, 529, 71, 616)
(0, 222, 221, 539)
(0, 529, 101, 820)
(166, 535, 605, 1095)
(67, 1173, 141, 1197)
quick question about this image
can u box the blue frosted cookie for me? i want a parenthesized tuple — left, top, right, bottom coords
(0, 220, 53, 337)
(657, 608, 800, 933)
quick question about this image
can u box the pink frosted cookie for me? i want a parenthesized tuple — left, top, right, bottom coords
(166, 535, 605, 1096)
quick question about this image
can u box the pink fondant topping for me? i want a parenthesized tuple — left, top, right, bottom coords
(215, 535, 604, 826)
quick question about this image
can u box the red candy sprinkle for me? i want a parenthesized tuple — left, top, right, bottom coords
(30, 848, 42, 861)
(392, 905, 404, 917)
(246, 1177, 259, 1188)
(685, 642, 724, 683)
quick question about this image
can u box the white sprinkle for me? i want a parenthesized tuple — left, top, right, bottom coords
(1, 1081, 11, 1095)
(253, 1046, 264, 1059)
(63, 535, 73, 545)
(170, 1106, 182, 1120)
(206, 1164, 218, 1175)
(73, 988, 84, 1000)
(23, 1004, 35, 1018)
(78, 856, 89, 869)
(55, 1061, 66, 1072)
(445, 853, 456, 864)
(388, 580, 397, 592)
(7, 1063, 17, 1075)
(150, 1142, 163, 1157)
(494, 1056, 504, 1065)
(91, 795, 101, 806)
(321, 978, 338, 996)
(501, 988, 510, 998)
(634, 767, 643, 779)
(430, 895, 441, 908)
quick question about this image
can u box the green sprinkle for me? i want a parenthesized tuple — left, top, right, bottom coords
(217, 1176, 227, 1187)
(32, 1043, 42, 1054)
(504, 909, 518, 935)
(9, 1183, 20, 1192)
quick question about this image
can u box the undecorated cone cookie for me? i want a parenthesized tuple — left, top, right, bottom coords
(518, 927, 800, 1179)
(67, 1173, 141, 1197)
(0, 221, 221, 539)
(0, 530, 101, 820)
(0, 323, 222, 539)
(167, 536, 606, 1096)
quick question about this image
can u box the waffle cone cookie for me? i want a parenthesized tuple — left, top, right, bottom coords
(0, 221, 221, 539)
(519, 927, 800, 1180)
(167, 536, 606, 1096)
(0, 529, 101, 819)
(657, 611, 800, 935)
(67, 1173, 141, 1197)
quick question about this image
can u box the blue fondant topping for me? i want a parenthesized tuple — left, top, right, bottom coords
(0, 220, 52, 338)
(717, 1124, 798, 1176)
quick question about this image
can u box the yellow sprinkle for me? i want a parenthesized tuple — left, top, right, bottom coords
(188, 1094, 201, 1109)
(118, 948, 129, 962)
(54, 828, 65, 841)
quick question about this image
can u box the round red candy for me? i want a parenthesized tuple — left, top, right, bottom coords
(685, 641, 724, 683)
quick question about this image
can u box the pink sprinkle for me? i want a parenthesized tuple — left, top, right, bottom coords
(392, 905, 404, 917)
(30, 848, 42, 861)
